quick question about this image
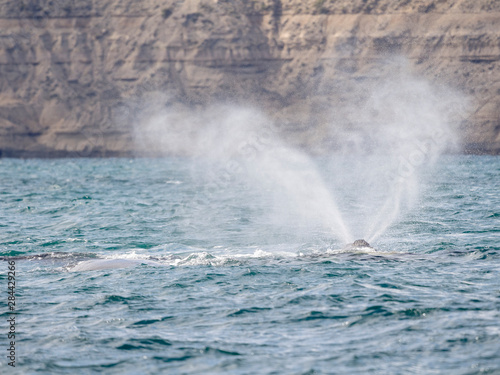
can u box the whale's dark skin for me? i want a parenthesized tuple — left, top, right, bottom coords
(0, 252, 88, 261)
(352, 239, 371, 248)
(343, 239, 373, 250)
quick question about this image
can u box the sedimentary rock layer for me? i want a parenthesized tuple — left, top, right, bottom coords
(0, 0, 498, 156)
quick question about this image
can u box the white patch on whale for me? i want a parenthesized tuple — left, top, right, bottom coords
(70, 259, 162, 272)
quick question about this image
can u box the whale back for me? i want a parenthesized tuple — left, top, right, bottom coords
(352, 239, 371, 248)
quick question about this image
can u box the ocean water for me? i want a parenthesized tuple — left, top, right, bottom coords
(0, 156, 499, 374)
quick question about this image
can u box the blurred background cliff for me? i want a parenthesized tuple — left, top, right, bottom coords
(0, 0, 499, 157)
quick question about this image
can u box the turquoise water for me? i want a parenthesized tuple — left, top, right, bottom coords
(1, 156, 499, 374)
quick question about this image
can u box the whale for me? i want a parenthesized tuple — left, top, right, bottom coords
(0, 252, 87, 261)
(0, 252, 163, 272)
(69, 258, 162, 272)
(352, 239, 372, 248)
(343, 239, 374, 251)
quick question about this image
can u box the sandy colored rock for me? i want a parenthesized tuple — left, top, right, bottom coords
(0, 0, 499, 156)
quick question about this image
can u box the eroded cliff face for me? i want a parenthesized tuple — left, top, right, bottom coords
(0, 0, 499, 156)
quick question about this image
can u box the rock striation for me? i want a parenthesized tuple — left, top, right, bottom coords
(0, 0, 499, 156)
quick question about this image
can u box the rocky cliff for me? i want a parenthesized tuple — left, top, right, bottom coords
(0, 0, 499, 157)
